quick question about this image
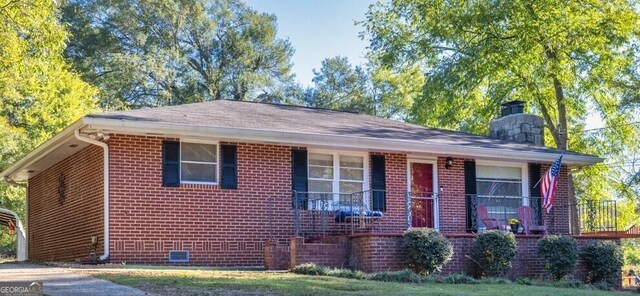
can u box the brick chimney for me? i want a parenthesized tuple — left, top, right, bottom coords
(489, 101, 545, 146)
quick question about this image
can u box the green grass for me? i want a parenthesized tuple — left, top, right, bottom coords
(90, 269, 631, 296)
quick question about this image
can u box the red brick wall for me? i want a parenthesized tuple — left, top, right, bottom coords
(26, 130, 576, 267)
(544, 164, 570, 235)
(108, 134, 294, 266)
(437, 157, 472, 233)
(350, 234, 405, 272)
(346, 233, 619, 281)
(379, 153, 408, 233)
(290, 237, 350, 268)
(28, 145, 104, 261)
(264, 240, 290, 270)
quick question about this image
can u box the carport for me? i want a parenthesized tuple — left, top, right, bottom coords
(0, 208, 26, 261)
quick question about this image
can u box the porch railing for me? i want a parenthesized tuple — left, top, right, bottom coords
(465, 195, 545, 233)
(292, 189, 386, 238)
(406, 192, 438, 229)
(465, 195, 619, 235)
(572, 199, 618, 235)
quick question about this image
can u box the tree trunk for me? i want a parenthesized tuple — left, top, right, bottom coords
(550, 74, 579, 234)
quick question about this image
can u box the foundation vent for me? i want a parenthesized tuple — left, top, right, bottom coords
(168, 250, 189, 263)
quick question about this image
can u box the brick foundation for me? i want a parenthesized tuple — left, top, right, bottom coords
(291, 237, 350, 268)
(266, 233, 621, 283)
(350, 234, 405, 272)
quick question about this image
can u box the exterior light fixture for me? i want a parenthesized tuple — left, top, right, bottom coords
(445, 157, 454, 169)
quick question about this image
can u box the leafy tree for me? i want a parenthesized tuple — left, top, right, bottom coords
(62, 0, 296, 109)
(0, 0, 97, 256)
(304, 56, 421, 119)
(363, 0, 640, 223)
(303, 56, 374, 113)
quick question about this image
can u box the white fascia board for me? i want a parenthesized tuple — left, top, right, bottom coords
(84, 117, 604, 167)
(0, 120, 86, 182)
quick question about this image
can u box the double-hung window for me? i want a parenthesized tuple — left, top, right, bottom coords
(307, 152, 367, 205)
(475, 164, 526, 228)
(339, 155, 365, 193)
(180, 142, 218, 184)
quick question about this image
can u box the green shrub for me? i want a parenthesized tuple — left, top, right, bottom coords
(325, 268, 367, 280)
(516, 277, 532, 285)
(473, 231, 517, 277)
(537, 235, 578, 280)
(441, 273, 479, 284)
(592, 281, 612, 291)
(479, 277, 511, 284)
(369, 269, 424, 283)
(551, 279, 585, 289)
(291, 263, 326, 275)
(581, 241, 623, 287)
(402, 228, 453, 275)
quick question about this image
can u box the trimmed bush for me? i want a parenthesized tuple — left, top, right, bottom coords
(291, 263, 326, 275)
(581, 241, 623, 287)
(479, 277, 512, 284)
(537, 235, 578, 280)
(441, 273, 479, 284)
(473, 231, 517, 277)
(370, 269, 424, 283)
(325, 268, 368, 280)
(551, 279, 585, 289)
(402, 228, 453, 275)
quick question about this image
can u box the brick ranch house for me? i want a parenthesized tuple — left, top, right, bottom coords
(0, 100, 622, 278)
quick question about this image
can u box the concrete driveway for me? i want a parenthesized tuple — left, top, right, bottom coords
(0, 263, 149, 296)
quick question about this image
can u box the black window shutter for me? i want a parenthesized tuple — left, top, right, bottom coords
(220, 145, 238, 189)
(291, 149, 308, 209)
(529, 163, 543, 224)
(162, 141, 180, 187)
(464, 160, 477, 232)
(370, 154, 386, 211)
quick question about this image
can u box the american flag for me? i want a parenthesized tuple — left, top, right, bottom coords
(541, 155, 563, 213)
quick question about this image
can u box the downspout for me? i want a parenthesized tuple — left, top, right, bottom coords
(74, 130, 109, 262)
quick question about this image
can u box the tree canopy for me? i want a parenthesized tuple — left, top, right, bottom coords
(363, 0, 640, 222)
(0, 0, 97, 255)
(62, 0, 297, 109)
(303, 56, 422, 119)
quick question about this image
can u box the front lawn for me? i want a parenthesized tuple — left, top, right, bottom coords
(83, 268, 630, 296)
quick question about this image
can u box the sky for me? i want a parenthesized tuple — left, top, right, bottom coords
(244, 0, 375, 87)
(244, 0, 605, 129)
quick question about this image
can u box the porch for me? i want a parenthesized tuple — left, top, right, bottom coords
(264, 187, 627, 273)
(274, 190, 620, 239)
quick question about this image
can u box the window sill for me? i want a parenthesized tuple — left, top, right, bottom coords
(180, 183, 219, 189)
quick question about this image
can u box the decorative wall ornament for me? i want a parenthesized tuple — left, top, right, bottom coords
(58, 173, 66, 205)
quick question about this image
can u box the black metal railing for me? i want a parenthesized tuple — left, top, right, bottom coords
(465, 195, 545, 233)
(406, 192, 438, 229)
(291, 189, 386, 238)
(572, 200, 618, 235)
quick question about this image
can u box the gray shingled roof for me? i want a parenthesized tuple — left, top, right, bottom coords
(88, 100, 592, 157)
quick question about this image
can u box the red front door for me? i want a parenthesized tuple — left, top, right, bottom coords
(411, 162, 434, 228)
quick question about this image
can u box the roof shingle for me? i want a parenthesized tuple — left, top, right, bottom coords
(88, 100, 593, 157)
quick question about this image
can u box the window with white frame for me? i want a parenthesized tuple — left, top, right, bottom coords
(476, 165, 522, 197)
(180, 142, 218, 183)
(339, 155, 364, 193)
(476, 165, 524, 228)
(308, 152, 365, 194)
